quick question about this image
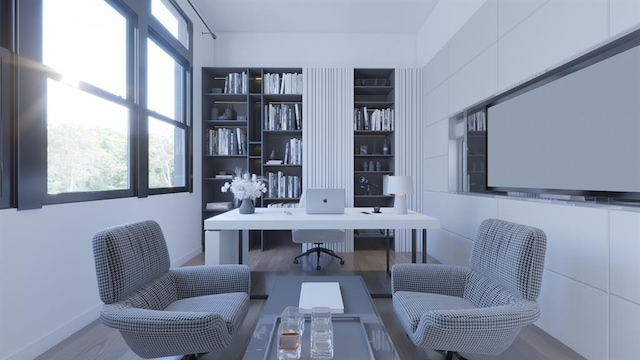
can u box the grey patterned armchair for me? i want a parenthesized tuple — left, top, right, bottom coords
(92, 220, 250, 359)
(391, 218, 547, 360)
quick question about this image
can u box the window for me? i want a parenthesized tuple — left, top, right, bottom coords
(0, 48, 11, 208)
(12, 0, 193, 208)
(152, 0, 190, 50)
(147, 38, 189, 190)
(46, 79, 129, 194)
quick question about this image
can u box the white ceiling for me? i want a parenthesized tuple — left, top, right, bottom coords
(189, 0, 440, 34)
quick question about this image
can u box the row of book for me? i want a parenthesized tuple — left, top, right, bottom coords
(205, 201, 233, 211)
(283, 138, 302, 165)
(266, 172, 301, 199)
(264, 103, 302, 130)
(266, 202, 298, 208)
(354, 107, 394, 131)
(467, 111, 486, 132)
(205, 127, 247, 155)
(264, 72, 303, 94)
(223, 72, 248, 94)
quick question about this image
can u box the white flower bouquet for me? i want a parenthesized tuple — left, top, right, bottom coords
(221, 169, 267, 201)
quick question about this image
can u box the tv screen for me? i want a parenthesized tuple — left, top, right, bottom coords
(486, 40, 640, 197)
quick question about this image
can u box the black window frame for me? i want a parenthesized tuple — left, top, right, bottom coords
(0, 0, 14, 209)
(12, 0, 193, 209)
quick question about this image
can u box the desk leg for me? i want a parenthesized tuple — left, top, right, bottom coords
(422, 229, 428, 263)
(238, 230, 243, 264)
(386, 229, 390, 275)
(205, 230, 237, 265)
(411, 229, 417, 263)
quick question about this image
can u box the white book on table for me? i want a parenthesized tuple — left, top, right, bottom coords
(298, 282, 344, 314)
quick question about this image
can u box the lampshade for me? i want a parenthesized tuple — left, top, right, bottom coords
(383, 175, 413, 195)
(383, 175, 413, 214)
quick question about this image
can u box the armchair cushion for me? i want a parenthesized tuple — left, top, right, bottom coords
(165, 292, 250, 336)
(393, 291, 476, 333)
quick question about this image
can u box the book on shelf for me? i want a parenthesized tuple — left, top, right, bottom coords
(223, 72, 248, 94)
(266, 171, 301, 199)
(214, 174, 233, 179)
(205, 202, 233, 211)
(353, 107, 394, 131)
(467, 111, 486, 132)
(266, 160, 283, 165)
(298, 282, 344, 314)
(263, 72, 303, 94)
(206, 127, 247, 155)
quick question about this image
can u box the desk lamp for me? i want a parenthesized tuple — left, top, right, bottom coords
(383, 175, 413, 214)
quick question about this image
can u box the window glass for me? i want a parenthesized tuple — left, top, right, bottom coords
(152, 0, 189, 49)
(43, 0, 126, 97)
(149, 116, 185, 188)
(147, 38, 184, 123)
(47, 79, 129, 194)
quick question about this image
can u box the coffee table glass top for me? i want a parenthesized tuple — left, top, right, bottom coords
(243, 276, 399, 360)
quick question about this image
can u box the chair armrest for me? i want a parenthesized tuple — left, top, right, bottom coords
(391, 263, 467, 297)
(420, 301, 540, 332)
(171, 264, 250, 299)
(100, 304, 230, 334)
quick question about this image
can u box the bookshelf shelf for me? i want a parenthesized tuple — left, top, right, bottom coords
(353, 68, 395, 249)
(202, 67, 304, 251)
(466, 111, 487, 193)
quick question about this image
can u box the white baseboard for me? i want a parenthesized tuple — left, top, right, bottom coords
(5, 305, 102, 360)
(173, 247, 202, 267)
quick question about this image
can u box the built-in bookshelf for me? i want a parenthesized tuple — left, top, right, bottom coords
(201, 67, 303, 250)
(466, 110, 486, 192)
(353, 68, 395, 248)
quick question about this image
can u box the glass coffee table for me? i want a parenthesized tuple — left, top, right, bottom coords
(243, 276, 400, 360)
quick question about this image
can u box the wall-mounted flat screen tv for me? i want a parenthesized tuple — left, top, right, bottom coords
(486, 31, 640, 200)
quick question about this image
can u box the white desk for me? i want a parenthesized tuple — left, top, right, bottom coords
(203, 207, 440, 269)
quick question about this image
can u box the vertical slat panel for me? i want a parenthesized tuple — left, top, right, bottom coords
(395, 68, 424, 253)
(303, 68, 354, 253)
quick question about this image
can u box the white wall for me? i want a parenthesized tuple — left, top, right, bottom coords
(0, 1, 214, 359)
(420, 0, 640, 359)
(212, 32, 417, 68)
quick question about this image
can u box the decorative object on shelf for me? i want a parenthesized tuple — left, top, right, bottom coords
(221, 169, 267, 214)
(359, 145, 368, 155)
(375, 162, 381, 172)
(210, 107, 219, 120)
(382, 140, 389, 155)
(359, 176, 377, 195)
(363, 162, 368, 172)
(383, 175, 413, 214)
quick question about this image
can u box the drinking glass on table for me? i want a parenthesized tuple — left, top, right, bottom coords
(281, 306, 305, 335)
(310, 307, 334, 359)
(277, 318, 302, 360)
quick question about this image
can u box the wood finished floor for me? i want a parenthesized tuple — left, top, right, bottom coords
(36, 244, 585, 360)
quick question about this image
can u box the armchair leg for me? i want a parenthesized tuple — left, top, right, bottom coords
(443, 351, 467, 360)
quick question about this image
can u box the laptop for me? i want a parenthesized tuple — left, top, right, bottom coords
(305, 188, 345, 214)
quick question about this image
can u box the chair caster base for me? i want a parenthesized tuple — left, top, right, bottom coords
(339, 260, 345, 265)
(316, 265, 322, 270)
(443, 351, 467, 360)
(293, 260, 299, 264)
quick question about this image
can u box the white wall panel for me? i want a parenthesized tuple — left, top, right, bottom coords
(416, 0, 486, 67)
(424, 45, 449, 94)
(423, 191, 449, 224)
(610, 0, 640, 37)
(610, 295, 640, 360)
(424, 156, 449, 192)
(537, 270, 608, 360)
(303, 68, 354, 253)
(448, 0, 498, 76)
(395, 68, 425, 252)
(497, 0, 549, 37)
(425, 81, 449, 127)
(427, 228, 473, 266)
(213, 32, 417, 68)
(448, 44, 498, 114)
(447, 193, 499, 240)
(425, 119, 449, 158)
(498, 199, 609, 291)
(498, 0, 608, 91)
(610, 210, 640, 304)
